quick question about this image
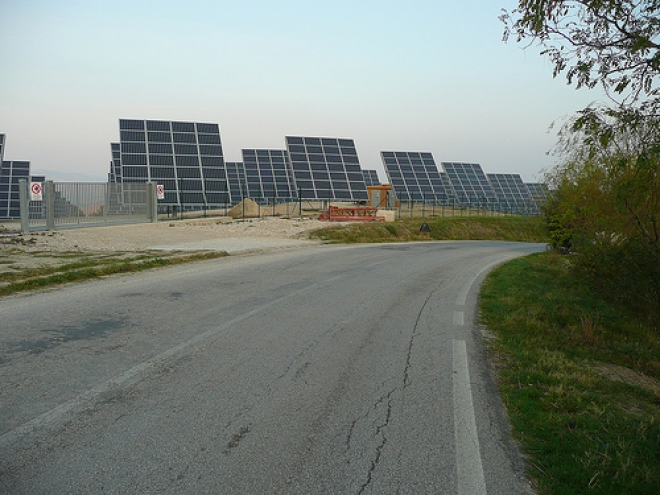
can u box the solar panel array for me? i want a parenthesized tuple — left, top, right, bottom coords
(105, 122, 550, 212)
(441, 162, 496, 204)
(115, 119, 230, 207)
(381, 151, 449, 202)
(486, 174, 533, 207)
(362, 169, 380, 187)
(379, 154, 548, 211)
(285, 136, 369, 201)
(242, 149, 296, 203)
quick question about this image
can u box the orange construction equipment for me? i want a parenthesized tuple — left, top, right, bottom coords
(318, 205, 385, 222)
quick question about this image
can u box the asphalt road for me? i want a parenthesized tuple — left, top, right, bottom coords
(0, 241, 543, 494)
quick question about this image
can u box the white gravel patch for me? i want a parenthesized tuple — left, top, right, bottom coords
(4, 217, 328, 253)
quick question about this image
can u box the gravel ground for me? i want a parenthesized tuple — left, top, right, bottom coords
(1, 217, 328, 255)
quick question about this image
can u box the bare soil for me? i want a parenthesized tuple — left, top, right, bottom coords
(0, 217, 327, 274)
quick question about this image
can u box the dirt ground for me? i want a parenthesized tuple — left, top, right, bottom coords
(0, 217, 328, 273)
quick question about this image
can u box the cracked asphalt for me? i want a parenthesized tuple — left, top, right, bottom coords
(0, 241, 541, 494)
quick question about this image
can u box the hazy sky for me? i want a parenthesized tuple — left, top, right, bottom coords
(1, 0, 607, 182)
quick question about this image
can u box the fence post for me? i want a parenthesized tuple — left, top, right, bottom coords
(45, 181, 55, 231)
(19, 179, 30, 233)
(104, 183, 109, 223)
(147, 182, 157, 223)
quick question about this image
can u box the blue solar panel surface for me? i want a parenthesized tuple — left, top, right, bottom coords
(0, 159, 31, 219)
(242, 149, 296, 203)
(441, 162, 496, 204)
(285, 136, 369, 201)
(116, 119, 229, 207)
(382, 151, 449, 202)
(225, 161, 246, 204)
(362, 169, 380, 187)
(486, 173, 532, 205)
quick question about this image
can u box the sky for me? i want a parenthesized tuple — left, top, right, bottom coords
(0, 0, 608, 183)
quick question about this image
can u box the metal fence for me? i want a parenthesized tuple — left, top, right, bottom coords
(164, 196, 542, 221)
(18, 180, 543, 230)
(394, 198, 542, 218)
(20, 181, 157, 233)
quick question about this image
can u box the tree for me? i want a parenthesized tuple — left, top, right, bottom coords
(549, 106, 660, 248)
(501, 1, 660, 103)
(503, 1, 660, 323)
(545, 106, 660, 323)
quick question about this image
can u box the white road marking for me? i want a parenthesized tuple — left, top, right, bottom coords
(453, 339, 487, 495)
(455, 259, 505, 306)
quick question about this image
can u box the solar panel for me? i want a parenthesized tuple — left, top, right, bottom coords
(441, 162, 496, 205)
(109, 143, 121, 183)
(285, 136, 369, 202)
(241, 149, 296, 204)
(0, 160, 31, 219)
(225, 161, 246, 204)
(487, 173, 532, 206)
(525, 182, 549, 213)
(526, 182, 548, 202)
(381, 151, 450, 202)
(114, 119, 230, 207)
(362, 169, 380, 187)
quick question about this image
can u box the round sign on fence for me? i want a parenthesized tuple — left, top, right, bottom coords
(156, 184, 165, 199)
(30, 182, 43, 201)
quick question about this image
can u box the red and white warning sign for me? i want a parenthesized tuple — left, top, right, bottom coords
(156, 184, 165, 200)
(30, 182, 43, 201)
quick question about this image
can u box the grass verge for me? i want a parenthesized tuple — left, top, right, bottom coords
(0, 251, 228, 297)
(480, 252, 660, 494)
(308, 216, 548, 243)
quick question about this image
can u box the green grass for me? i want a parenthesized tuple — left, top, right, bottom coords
(0, 251, 228, 296)
(480, 252, 660, 494)
(308, 215, 548, 243)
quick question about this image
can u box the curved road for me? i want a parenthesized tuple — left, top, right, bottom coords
(0, 241, 542, 494)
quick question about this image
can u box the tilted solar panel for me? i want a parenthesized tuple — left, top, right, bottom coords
(525, 182, 548, 202)
(362, 169, 380, 187)
(115, 119, 230, 207)
(0, 159, 31, 219)
(486, 173, 532, 203)
(382, 151, 450, 203)
(285, 136, 369, 202)
(441, 162, 496, 205)
(225, 161, 246, 204)
(241, 149, 296, 204)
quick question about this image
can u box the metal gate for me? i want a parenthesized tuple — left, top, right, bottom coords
(19, 180, 157, 232)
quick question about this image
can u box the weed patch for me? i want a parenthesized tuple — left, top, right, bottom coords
(0, 251, 227, 296)
(309, 216, 548, 244)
